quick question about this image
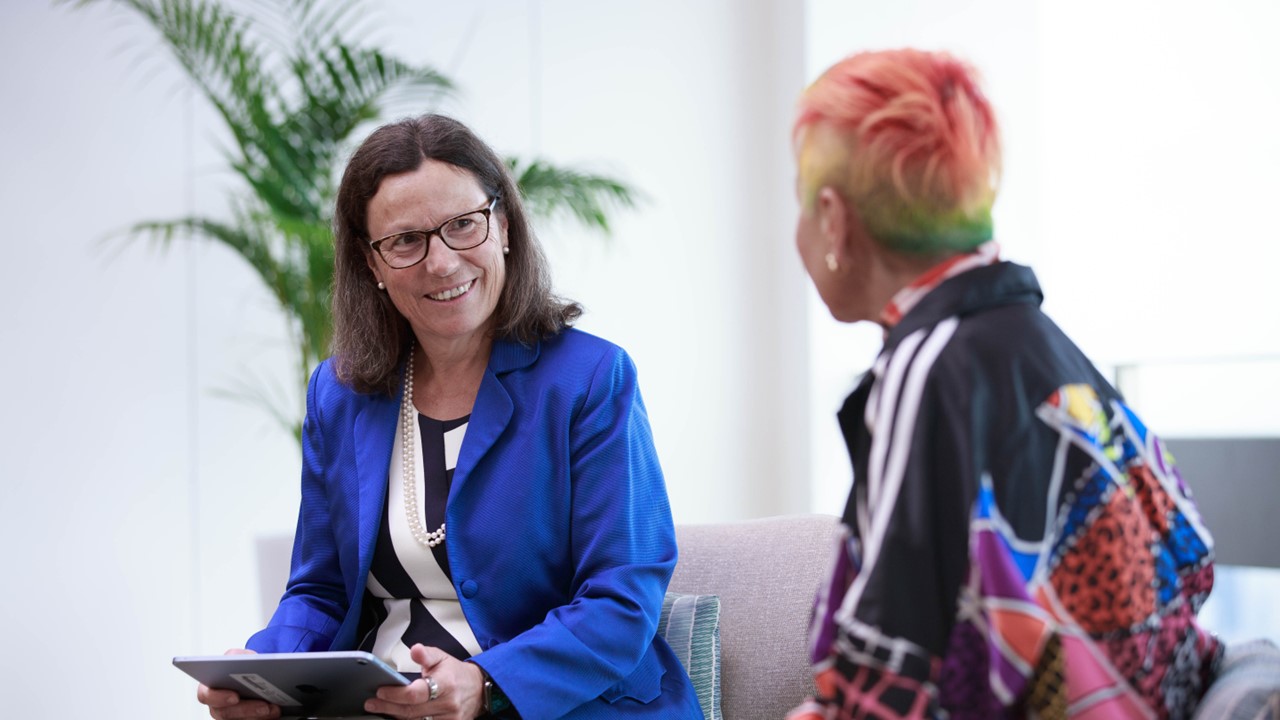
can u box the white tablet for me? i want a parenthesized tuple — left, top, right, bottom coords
(173, 651, 411, 719)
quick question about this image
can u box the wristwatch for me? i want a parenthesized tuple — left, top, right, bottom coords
(480, 667, 511, 715)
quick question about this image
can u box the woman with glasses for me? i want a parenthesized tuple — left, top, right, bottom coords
(197, 114, 703, 720)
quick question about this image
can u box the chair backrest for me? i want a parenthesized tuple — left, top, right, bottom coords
(256, 533, 293, 625)
(1192, 639, 1280, 719)
(671, 514, 841, 720)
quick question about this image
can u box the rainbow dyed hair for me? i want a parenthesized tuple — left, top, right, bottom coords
(794, 49, 1001, 254)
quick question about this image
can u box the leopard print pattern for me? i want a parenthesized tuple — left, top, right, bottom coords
(1051, 487, 1157, 633)
(1128, 463, 1176, 536)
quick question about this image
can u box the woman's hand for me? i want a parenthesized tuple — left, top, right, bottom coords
(195, 649, 281, 719)
(364, 644, 485, 720)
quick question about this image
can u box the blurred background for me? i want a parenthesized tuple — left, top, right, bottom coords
(2, 0, 1277, 717)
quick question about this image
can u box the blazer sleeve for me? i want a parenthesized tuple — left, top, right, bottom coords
(472, 346, 676, 717)
(245, 364, 348, 653)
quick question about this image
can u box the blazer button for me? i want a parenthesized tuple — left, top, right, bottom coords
(460, 579, 479, 598)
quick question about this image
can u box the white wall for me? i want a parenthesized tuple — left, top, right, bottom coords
(0, 1, 807, 717)
(9, 1, 1274, 715)
(1035, 0, 1280, 438)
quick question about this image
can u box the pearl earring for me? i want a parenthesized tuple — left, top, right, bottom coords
(503, 246, 510, 255)
(825, 253, 839, 272)
(377, 281, 386, 290)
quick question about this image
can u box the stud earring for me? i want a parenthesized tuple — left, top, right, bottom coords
(377, 281, 386, 290)
(502, 246, 510, 255)
(825, 253, 839, 272)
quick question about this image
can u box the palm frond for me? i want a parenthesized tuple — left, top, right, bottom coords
(210, 371, 303, 443)
(70, 0, 641, 443)
(508, 157, 641, 234)
(101, 0, 282, 152)
(281, 0, 374, 54)
(126, 216, 283, 291)
(289, 44, 454, 148)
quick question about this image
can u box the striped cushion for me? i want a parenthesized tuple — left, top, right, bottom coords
(658, 592, 722, 720)
(1193, 639, 1280, 719)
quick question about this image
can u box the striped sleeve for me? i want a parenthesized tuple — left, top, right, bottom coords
(793, 318, 966, 720)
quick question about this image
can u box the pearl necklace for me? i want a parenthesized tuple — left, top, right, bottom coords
(401, 343, 446, 548)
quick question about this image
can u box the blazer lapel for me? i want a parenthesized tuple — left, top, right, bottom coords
(450, 340, 539, 497)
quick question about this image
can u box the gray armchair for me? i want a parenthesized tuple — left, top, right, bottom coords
(666, 514, 1280, 720)
(669, 514, 841, 720)
(256, 512, 1279, 719)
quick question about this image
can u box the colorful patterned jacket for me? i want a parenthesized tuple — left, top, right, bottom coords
(792, 261, 1220, 720)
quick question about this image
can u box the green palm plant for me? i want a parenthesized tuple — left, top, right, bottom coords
(68, 0, 637, 442)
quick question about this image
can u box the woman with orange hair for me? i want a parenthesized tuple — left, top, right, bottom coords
(788, 49, 1219, 719)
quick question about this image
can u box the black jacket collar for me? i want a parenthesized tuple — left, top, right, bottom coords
(885, 261, 1044, 350)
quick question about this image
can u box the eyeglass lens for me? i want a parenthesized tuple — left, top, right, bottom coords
(381, 210, 490, 268)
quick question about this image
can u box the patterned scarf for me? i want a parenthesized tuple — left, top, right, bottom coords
(879, 240, 1001, 328)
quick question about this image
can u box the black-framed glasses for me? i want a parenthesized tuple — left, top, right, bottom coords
(369, 197, 497, 269)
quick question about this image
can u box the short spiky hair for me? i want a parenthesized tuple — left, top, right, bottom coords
(794, 49, 1002, 254)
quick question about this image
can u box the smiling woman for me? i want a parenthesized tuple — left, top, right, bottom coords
(365, 161, 509, 385)
(193, 114, 705, 720)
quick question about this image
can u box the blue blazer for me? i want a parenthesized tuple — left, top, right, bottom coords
(246, 329, 703, 719)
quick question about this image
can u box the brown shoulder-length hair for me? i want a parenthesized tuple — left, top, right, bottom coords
(331, 114, 582, 395)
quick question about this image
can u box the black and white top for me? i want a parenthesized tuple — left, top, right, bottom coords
(356, 411, 481, 672)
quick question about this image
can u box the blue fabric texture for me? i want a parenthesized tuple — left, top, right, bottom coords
(658, 592, 723, 720)
(246, 329, 703, 719)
